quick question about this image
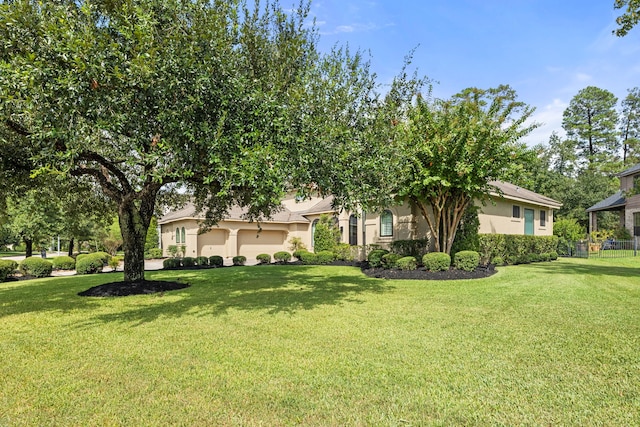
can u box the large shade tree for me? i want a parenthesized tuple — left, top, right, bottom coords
(397, 85, 536, 254)
(0, 0, 407, 282)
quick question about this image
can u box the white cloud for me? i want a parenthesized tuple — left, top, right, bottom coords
(319, 21, 393, 36)
(575, 72, 592, 83)
(522, 98, 568, 147)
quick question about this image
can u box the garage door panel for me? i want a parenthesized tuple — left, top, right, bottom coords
(198, 230, 228, 257)
(238, 230, 286, 258)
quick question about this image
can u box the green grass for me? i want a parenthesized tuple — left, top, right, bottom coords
(0, 251, 23, 257)
(1, 258, 640, 425)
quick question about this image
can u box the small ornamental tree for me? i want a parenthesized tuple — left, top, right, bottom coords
(398, 85, 537, 254)
(313, 214, 341, 253)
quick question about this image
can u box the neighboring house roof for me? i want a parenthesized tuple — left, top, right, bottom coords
(158, 203, 309, 225)
(618, 163, 640, 178)
(586, 190, 626, 212)
(489, 181, 563, 209)
(299, 196, 337, 215)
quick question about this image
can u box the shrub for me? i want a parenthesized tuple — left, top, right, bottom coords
(273, 251, 291, 263)
(422, 252, 451, 271)
(333, 243, 354, 261)
(182, 257, 196, 267)
(195, 256, 209, 266)
(298, 251, 318, 264)
(19, 257, 53, 278)
(539, 252, 551, 262)
(390, 239, 429, 258)
(396, 256, 417, 271)
(108, 256, 121, 271)
(0, 259, 18, 282)
(232, 255, 246, 266)
(167, 245, 179, 258)
(163, 258, 181, 269)
(368, 249, 389, 268)
(549, 251, 558, 260)
(454, 251, 480, 272)
(209, 255, 224, 267)
(316, 250, 335, 264)
(256, 253, 271, 264)
(52, 256, 75, 270)
(288, 236, 307, 253)
(292, 249, 307, 260)
(451, 206, 480, 254)
(76, 253, 104, 275)
(381, 253, 402, 269)
(147, 248, 163, 259)
(491, 256, 504, 266)
(313, 214, 340, 253)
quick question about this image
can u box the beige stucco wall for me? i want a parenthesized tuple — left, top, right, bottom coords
(477, 197, 554, 236)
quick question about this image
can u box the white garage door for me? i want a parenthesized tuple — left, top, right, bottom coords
(197, 229, 228, 258)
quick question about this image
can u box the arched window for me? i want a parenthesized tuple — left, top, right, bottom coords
(181, 227, 186, 245)
(380, 210, 393, 237)
(311, 219, 319, 247)
(349, 215, 358, 245)
(175, 227, 180, 243)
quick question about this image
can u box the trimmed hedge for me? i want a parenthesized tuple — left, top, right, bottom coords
(479, 234, 559, 264)
(209, 256, 224, 267)
(396, 256, 418, 271)
(19, 257, 53, 278)
(195, 256, 209, 266)
(163, 258, 181, 269)
(390, 239, 429, 258)
(256, 253, 271, 265)
(76, 253, 104, 275)
(423, 252, 451, 271)
(492, 256, 505, 266)
(0, 259, 18, 282)
(298, 251, 317, 264)
(315, 250, 335, 264)
(454, 251, 480, 272)
(52, 256, 75, 270)
(182, 257, 196, 267)
(274, 251, 291, 263)
(292, 249, 307, 260)
(233, 255, 246, 266)
(381, 253, 402, 269)
(368, 249, 389, 268)
(333, 243, 354, 261)
(146, 248, 163, 259)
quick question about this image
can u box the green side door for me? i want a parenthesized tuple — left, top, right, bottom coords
(524, 208, 534, 236)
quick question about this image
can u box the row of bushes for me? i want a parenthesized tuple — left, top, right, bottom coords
(368, 249, 482, 272)
(0, 252, 122, 281)
(478, 234, 559, 265)
(163, 255, 226, 269)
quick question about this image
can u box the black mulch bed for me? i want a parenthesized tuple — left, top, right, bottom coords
(361, 264, 497, 280)
(78, 280, 189, 297)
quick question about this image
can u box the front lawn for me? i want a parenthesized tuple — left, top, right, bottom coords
(1, 258, 639, 425)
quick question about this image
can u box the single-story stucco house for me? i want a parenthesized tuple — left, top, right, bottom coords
(159, 180, 562, 260)
(587, 163, 640, 236)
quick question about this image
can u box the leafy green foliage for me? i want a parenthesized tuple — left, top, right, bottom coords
(273, 251, 291, 263)
(209, 256, 224, 267)
(396, 256, 418, 271)
(453, 251, 481, 272)
(479, 234, 560, 263)
(422, 252, 451, 272)
(163, 258, 181, 269)
(18, 257, 53, 278)
(146, 248, 163, 259)
(315, 251, 336, 264)
(182, 257, 196, 267)
(398, 85, 536, 254)
(76, 253, 104, 275)
(288, 237, 307, 253)
(389, 239, 429, 258)
(0, 259, 17, 282)
(491, 256, 505, 266)
(333, 243, 354, 261)
(381, 253, 402, 269)
(367, 249, 389, 268)
(108, 256, 121, 272)
(256, 254, 271, 265)
(614, 0, 640, 36)
(233, 256, 246, 266)
(313, 215, 341, 253)
(196, 256, 209, 267)
(52, 256, 75, 271)
(297, 251, 317, 265)
(451, 206, 480, 254)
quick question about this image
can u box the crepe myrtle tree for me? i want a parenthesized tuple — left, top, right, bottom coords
(397, 85, 537, 255)
(0, 0, 412, 282)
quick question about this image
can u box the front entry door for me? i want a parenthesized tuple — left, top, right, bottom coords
(524, 208, 534, 235)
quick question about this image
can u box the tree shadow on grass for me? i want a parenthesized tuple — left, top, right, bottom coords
(1, 266, 392, 325)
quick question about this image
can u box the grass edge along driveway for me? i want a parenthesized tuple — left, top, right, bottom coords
(1, 258, 639, 426)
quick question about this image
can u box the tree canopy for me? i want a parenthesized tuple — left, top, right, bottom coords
(0, 0, 409, 282)
(614, 0, 640, 36)
(397, 85, 536, 254)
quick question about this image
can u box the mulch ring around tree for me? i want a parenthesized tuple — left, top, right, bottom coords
(361, 264, 497, 280)
(78, 280, 190, 297)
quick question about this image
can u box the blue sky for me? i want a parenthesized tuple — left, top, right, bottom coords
(308, 0, 640, 146)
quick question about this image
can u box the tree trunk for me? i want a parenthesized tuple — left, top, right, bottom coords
(68, 237, 74, 256)
(118, 189, 158, 283)
(24, 238, 33, 257)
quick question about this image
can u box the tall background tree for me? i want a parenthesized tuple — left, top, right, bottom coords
(619, 87, 640, 165)
(614, 0, 640, 36)
(0, 0, 410, 283)
(397, 85, 536, 254)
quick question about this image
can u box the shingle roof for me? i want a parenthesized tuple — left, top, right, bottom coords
(618, 163, 640, 178)
(299, 196, 338, 215)
(489, 181, 563, 208)
(586, 190, 626, 212)
(158, 203, 309, 225)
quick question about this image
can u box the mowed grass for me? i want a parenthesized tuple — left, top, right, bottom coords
(1, 258, 640, 426)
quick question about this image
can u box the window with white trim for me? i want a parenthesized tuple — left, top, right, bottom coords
(380, 210, 393, 237)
